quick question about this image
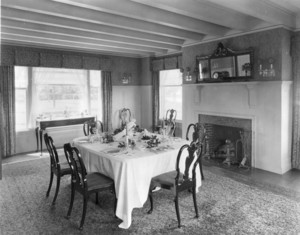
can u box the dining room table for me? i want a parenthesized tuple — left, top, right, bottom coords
(72, 131, 202, 229)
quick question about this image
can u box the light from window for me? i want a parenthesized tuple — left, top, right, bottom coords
(15, 67, 29, 131)
(159, 69, 182, 120)
(15, 67, 102, 131)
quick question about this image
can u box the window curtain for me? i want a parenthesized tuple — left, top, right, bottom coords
(0, 66, 16, 158)
(102, 71, 112, 132)
(0, 96, 4, 179)
(152, 71, 160, 131)
(291, 35, 300, 169)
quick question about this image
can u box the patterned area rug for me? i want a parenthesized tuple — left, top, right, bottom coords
(1, 158, 300, 235)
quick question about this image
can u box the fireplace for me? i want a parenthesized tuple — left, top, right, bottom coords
(184, 81, 292, 174)
(199, 114, 252, 167)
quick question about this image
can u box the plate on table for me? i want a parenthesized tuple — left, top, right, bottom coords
(77, 140, 89, 143)
(76, 137, 89, 143)
(102, 148, 121, 154)
(107, 149, 120, 154)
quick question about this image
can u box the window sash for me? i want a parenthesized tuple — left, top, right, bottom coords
(159, 69, 182, 121)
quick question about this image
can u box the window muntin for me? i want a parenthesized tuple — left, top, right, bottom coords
(159, 69, 182, 120)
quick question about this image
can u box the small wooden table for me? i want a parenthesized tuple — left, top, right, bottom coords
(36, 116, 95, 155)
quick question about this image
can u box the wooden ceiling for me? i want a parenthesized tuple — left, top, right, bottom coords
(1, 0, 300, 58)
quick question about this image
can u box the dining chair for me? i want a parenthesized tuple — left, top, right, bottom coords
(83, 120, 103, 136)
(147, 139, 205, 228)
(119, 108, 131, 129)
(63, 143, 117, 230)
(164, 109, 177, 137)
(44, 133, 72, 206)
(186, 123, 206, 180)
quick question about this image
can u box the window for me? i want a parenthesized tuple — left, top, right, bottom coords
(15, 67, 29, 131)
(15, 67, 102, 131)
(159, 69, 182, 120)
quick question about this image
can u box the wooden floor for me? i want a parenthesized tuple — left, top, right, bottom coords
(203, 158, 300, 198)
(3, 150, 300, 197)
(2, 151, 50, 165)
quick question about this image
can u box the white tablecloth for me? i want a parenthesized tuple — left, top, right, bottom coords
(73, 136, 201, 229)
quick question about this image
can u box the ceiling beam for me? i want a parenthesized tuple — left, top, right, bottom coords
(2, 18, 181, 51)
(2, 33, 156, 56)
(2, 0, 206, 40)
(297, 14, 300, 29)
(131, 0, 262, 31)
(1, 27, 169, 54)
(206, 0, 296, 29)
(1, 7, 185, 46)
(53, 0, 230, 36)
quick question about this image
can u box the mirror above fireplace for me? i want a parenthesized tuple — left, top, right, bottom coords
(196, 42, 253, 83)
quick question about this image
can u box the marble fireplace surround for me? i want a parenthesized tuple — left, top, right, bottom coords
(185, 80, 293, 174)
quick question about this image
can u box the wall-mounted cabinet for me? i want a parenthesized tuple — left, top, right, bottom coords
(196, 43, 253, 83)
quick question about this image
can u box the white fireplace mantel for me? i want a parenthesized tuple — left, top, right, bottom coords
(183, 80, 293, 174)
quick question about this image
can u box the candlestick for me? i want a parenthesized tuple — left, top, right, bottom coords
(125, 122, 129, 148)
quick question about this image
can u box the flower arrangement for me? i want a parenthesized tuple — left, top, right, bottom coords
(146, 135, 160, 148)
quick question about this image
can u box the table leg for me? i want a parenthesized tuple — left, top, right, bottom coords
(35, 127, 39, 152)
(39, 129, 44, 156)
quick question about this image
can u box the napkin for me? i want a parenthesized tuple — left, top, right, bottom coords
(127, 120, 136, 130)
(114, 129, 126, 141)
(143, 129, 150, 136)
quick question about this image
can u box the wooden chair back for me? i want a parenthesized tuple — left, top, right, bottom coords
(175, 143, 201, 190)
(44, 133, 60, 171)
(186, 123, 206, 142)
(164, 109, 177, 136)
(119, 108, 131, 129)
(64, 143, 87, 193)
(83, 120, 103, 136)
(166, 109, 177, 123)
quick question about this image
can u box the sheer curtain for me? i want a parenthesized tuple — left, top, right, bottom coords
(102, 71, 112, 132)
(0, 66, 16, 158)
(30, 67, 88, 126)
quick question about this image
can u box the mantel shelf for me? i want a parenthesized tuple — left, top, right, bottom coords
(187, 80, 293, 109)
(183, 80, 291, 87)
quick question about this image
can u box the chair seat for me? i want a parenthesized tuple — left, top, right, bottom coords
(59, 162, 72, 175)
(86, 173, 114, 191)
(152, 171, 184, 190)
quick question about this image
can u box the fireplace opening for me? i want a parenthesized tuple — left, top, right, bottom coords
(199, 114, 252, 168)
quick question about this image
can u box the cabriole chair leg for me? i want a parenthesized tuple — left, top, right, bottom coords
(79, 197, 88, 230)
(46, 172, 54, 197)
(66, 183, 75, 219)
(174, 195, 181, 228)
(199, 158, 204, 180)
(148, 189, 153, 214)
(52, 175, 60, 206)
(192, 187, 199, 218)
